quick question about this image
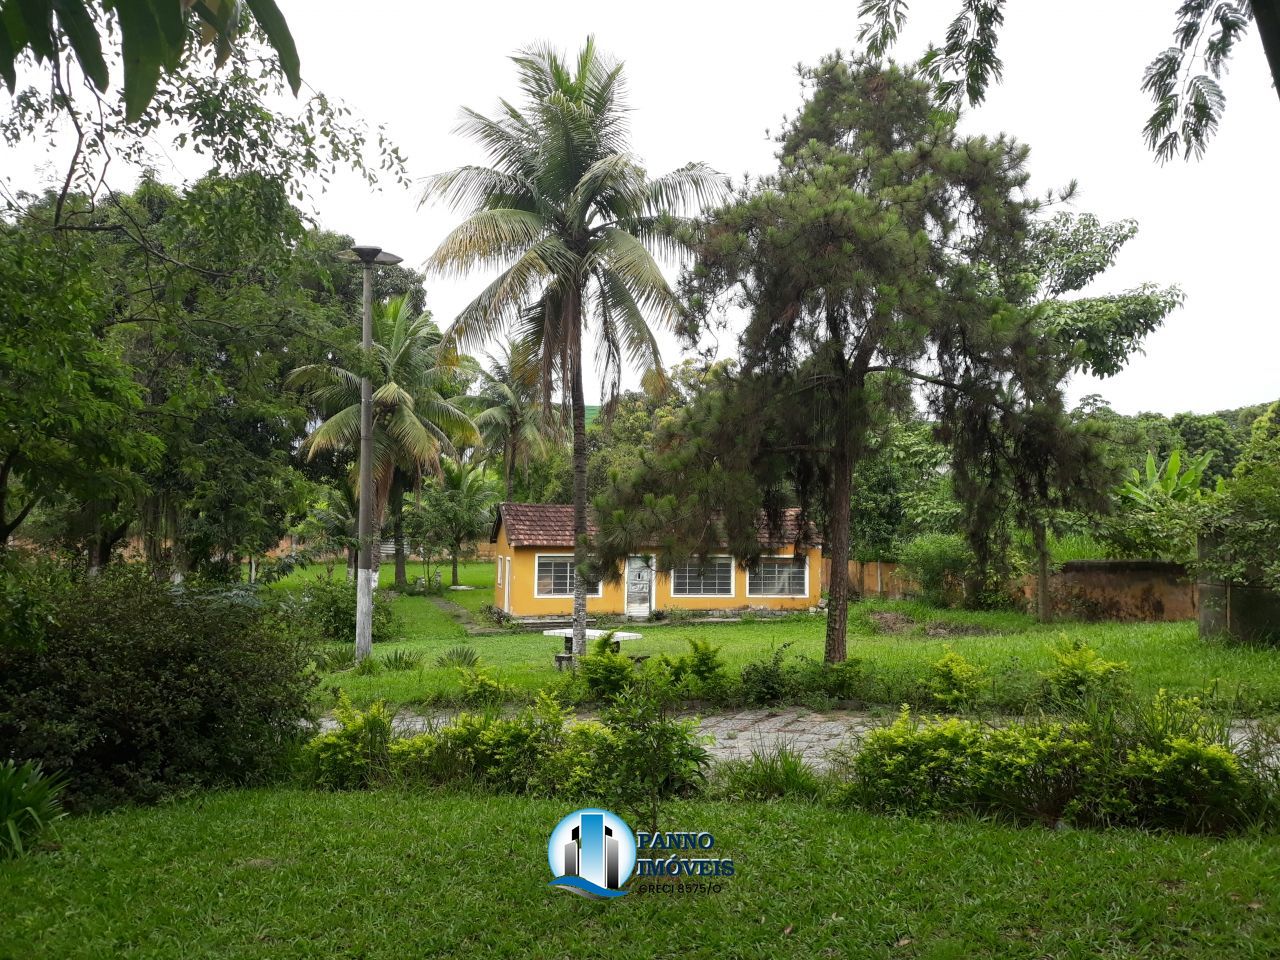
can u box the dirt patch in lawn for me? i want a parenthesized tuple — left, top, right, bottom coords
(869, 611, 916, 634)
(870, 611, 990, 638)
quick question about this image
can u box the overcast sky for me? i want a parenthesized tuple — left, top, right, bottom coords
(7, 0, 1279, 414)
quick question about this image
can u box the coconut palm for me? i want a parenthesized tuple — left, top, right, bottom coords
(287, 294, 478, 566)
(473, 338, 562, 500)
(422, 38, 725, 653)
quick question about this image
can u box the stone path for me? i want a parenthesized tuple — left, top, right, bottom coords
(695, 708, 879, 768)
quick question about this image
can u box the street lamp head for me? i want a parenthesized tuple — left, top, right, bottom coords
(337, 245, 403, 266)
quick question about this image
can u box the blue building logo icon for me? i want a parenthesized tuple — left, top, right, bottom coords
(547, 808, 637, 899)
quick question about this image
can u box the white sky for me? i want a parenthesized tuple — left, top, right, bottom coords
(6, 0, 1279, 414)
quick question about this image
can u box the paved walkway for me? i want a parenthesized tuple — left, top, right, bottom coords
(695, 708, 879, 767)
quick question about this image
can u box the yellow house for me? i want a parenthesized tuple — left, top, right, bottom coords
(491, 503, 823, 619)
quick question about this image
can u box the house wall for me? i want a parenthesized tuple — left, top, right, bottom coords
(650, 545, 821, 613)
(493, 524, 821, 616)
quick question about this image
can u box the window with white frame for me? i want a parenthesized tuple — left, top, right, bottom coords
(747, 556, 807, 596)
(670, 557, 734, 596)
(496, 560, 503, 586)
(535, 555, 602, 597)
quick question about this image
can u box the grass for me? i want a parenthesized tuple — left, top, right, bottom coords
(298, 562, 1280, 715)
(1, 788, 1276, 958)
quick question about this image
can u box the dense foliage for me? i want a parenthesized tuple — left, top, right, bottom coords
(0, 567, 316, 808)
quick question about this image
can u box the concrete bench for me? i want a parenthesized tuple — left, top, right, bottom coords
(545, 628, 643, 670)
(543, 628, 641, 655)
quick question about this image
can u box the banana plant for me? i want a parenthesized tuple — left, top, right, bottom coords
(1119, 448, 1217, 509)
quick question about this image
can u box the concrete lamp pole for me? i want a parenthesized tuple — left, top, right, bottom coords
(337, 244, 402, 660)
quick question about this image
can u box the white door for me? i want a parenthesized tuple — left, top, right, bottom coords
(625, 556, 653, 619)
(503, 557, 512, 611)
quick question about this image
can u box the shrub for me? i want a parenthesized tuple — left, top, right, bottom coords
(656, 638, 730, 699)
(299, 695, 394, 790)
(926, 646, 986, 709)
(818, 658, 869, 701)
(316, 646, 356, 673)
(457, 668, 512, 706)
(435, 645, 480, 669)
(0, 567, 316, 808)
(739, 643, 798, 705)
(1118, 738, 1245, 832)
(1040, 637, 1130, 705)
(298, 577, 400, 645)
(897, 533, 971, 607)
(536, 721, 617, 798)
(578, 635, 636, 702)
(0, 760, 66, 859)
(0, 555, 71, 651)
(714, 744, 824, 802)
(381, 648, 423, 672)
(838, 695, 1270, 833)
(843, 710, 1099, 822)
(595, 679, 710, 830)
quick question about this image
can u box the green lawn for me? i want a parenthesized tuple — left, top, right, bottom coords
(302, 561, 1280, 714)
(2, 788, 1276, 958)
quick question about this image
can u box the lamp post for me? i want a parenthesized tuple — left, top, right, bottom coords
(337, 244, 402, 660)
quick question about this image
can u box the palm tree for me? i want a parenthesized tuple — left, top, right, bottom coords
(422, 38, 725, 654)
(473, 338, 561, 500)
(288, 294, 477, 585)
(439, 457, 501, 586)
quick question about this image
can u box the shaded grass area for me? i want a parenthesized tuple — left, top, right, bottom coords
(306, 561, 1280, 714)
(1, 788, 1276, 959)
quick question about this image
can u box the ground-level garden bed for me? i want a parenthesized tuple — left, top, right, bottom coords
(2, 788, 1276, 959)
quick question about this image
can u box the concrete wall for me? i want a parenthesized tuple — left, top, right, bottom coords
(823, 557, 1197, 622)
(1029, 561, 1195, 622)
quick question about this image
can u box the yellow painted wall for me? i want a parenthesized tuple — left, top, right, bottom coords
(650, 545, 821, 612)
(493, 524, 626, 616)
(494, 521, 822, 617)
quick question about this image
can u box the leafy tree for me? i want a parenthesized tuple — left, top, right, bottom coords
(2, 1, 405, 258)
(0, 225, 157, 546)
(857, 0, 1280, 161)
(600, 55, 1040, 661)
(1171, 412, 1241, 482)
(1197, 401, 1280, 590)
(945, 211, 1179, 615)
(0, 0, 301, 121)
(422, 38, 724, 655)
(850, 418, 960, 560)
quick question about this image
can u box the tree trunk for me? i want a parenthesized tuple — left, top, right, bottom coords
(568, 289, 589, 657)
(824, 437, 854, 663)
(88, 519, 128, 577)
(391, 482, 408, 590)
(504, 438, 514, 501)
(1032, 518, 1052, 623)
(451, 550, 460, 587)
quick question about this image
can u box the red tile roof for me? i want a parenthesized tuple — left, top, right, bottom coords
(492, 503, 819, 548)
(494, 503, 595, 548)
